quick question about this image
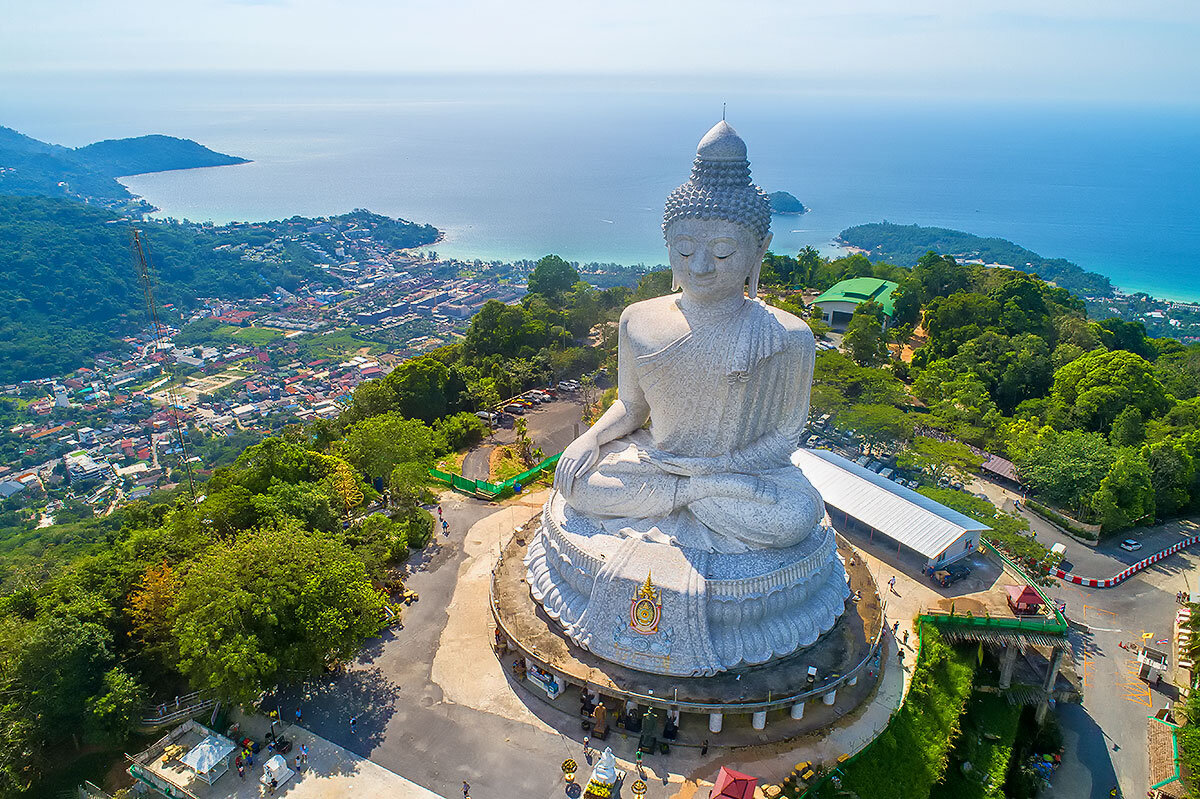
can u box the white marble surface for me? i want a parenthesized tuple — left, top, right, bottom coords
(528, 120, 848, 675)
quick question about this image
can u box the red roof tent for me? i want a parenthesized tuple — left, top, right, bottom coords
(710, 766, 757, 799)
(1005, 584, 1043, 614)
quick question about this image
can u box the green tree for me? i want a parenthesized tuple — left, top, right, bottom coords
(896, 436, 985, 484)
(836, 404, 912, 455)
(345, 513, 409, 573)
(340, 412, 444, 482)
(384, 357, 452, 423)
(15, 615, 114, 743)
(434, 411, 489, 451)
(527, 254, 580, 298)
(87, 667, 145, 737)
(1017, 429, 1114, 516)
(1050, 349, 1171, 432)
(172, 523, 385, 703)
(1093, 450, 1155, 532)
(1109, 406, 1146, 447)
(844, 301, 889, 366)
(1144, 439, 1195, 516)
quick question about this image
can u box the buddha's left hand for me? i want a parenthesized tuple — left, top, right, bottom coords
(639, 449, 731, 476)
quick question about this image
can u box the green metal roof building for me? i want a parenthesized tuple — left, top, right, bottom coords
(811, 277, 899, 331)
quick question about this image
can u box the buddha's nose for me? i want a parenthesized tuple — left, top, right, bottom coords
(691, 252, 716, 276)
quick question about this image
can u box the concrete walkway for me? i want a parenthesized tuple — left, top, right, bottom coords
(428, 491, 913, 794)
(223, 710, 443, 798)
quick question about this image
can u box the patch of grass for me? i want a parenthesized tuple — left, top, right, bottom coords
(231, 326, 283, 346)
(491, 446, 527, 482)
(435, 450, 469, 476)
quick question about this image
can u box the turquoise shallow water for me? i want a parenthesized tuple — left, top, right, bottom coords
(4, 73, 1199, 301)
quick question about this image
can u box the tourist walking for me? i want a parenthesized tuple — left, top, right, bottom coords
(892, 620, 900, 636)
(295, 706, 302, 725)
(582, 736, 590, 756)
(888, 576, 897, 595)
(462, 780, 471, 797)
(349, 715, 357, 734)
(903, 629, 910, 647)
(701, 739, 709, 756)
(301, 743, 308, 764)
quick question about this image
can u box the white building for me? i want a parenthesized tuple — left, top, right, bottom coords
(793, 448, 990, 571)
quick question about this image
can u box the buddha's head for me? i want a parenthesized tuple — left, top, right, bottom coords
(663, 121, 773, 303)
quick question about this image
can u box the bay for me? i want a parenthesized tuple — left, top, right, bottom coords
(4, 72, 1199, 301)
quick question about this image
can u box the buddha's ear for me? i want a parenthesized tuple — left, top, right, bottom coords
(748, 233, 773, 298)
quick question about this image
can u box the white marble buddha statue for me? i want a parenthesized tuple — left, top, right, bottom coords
(554, 120, 822, 554)
(526, 121, 847, 677)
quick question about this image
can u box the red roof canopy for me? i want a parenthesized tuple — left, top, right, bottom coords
(711, 766, 757, 799)
(1005, 584, 1042, 606)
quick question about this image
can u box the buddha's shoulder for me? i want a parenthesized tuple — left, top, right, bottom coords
(758, 301, 815, 347)
(619, 295, 679, 331)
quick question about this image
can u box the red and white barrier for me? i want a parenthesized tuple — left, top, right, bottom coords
(1047, 535, 1200, 588)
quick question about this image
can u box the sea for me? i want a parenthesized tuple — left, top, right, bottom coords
(4, 72, 1200, 301)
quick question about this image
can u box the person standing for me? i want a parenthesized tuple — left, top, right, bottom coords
(301, 743, 308, 765)
(701, 739, 709, 756)
(349, 715, 357, 735)
(295, 707, 302, 725)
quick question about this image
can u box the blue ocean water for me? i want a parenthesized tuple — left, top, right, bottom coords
(3, 73, 1199, 300)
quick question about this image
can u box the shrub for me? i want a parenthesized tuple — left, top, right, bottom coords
(819, 626, 975, 799)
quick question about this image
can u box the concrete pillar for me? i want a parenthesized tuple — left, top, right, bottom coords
(790, 702, 805, 720)
(708, 712, 723, 733)
(1000, 644, 1020, 690)
(751, 711, 767, 730)
(1035, 646, 1065, 724)
(823, 689, 837, 706)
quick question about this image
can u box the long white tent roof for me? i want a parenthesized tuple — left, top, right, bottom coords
(793, 448, 990, 559)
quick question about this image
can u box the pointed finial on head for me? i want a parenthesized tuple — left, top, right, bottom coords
(722, 102, 726, 121)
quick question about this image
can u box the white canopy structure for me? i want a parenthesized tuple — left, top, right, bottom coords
(180, 733, 236, 784)
(792, 448, 990, 569)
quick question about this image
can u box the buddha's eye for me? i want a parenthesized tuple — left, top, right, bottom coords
(674, 237, 696, 257)
(712, 239, 737, 259)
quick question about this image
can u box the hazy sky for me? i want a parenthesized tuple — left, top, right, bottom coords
(5, 0, 1199, 103)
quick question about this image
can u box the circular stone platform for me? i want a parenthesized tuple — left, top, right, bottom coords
(492, 517, 885, 738)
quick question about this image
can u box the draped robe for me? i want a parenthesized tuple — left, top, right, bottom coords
(562, 298, 825, 554)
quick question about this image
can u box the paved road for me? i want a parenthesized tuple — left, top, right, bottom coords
(1045, 543, 1199, 797)
(461, 397, 585, 482)
(969, 475, 1200, 796)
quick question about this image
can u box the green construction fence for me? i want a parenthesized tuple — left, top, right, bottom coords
(430, 452, 562, 499)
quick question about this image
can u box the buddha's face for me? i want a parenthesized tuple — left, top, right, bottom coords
(666, 219, 771, 304)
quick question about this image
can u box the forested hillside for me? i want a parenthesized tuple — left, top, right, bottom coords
(0, 125, 245, 203)
(72, 134, 248, 177)
(839, 222, 1114, 298)
(0, 195, 329, 381)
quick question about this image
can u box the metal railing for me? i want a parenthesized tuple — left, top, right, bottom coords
(140, 690, 217, 727)
(919, 540, 1068, 636)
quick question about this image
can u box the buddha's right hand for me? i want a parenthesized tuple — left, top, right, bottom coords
(555, 434, 600, 495)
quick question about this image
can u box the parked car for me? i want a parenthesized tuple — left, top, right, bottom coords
(503, 404, 526, 415)
(1120, 539, 1142, 552)
(931, 562, 972, 588)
